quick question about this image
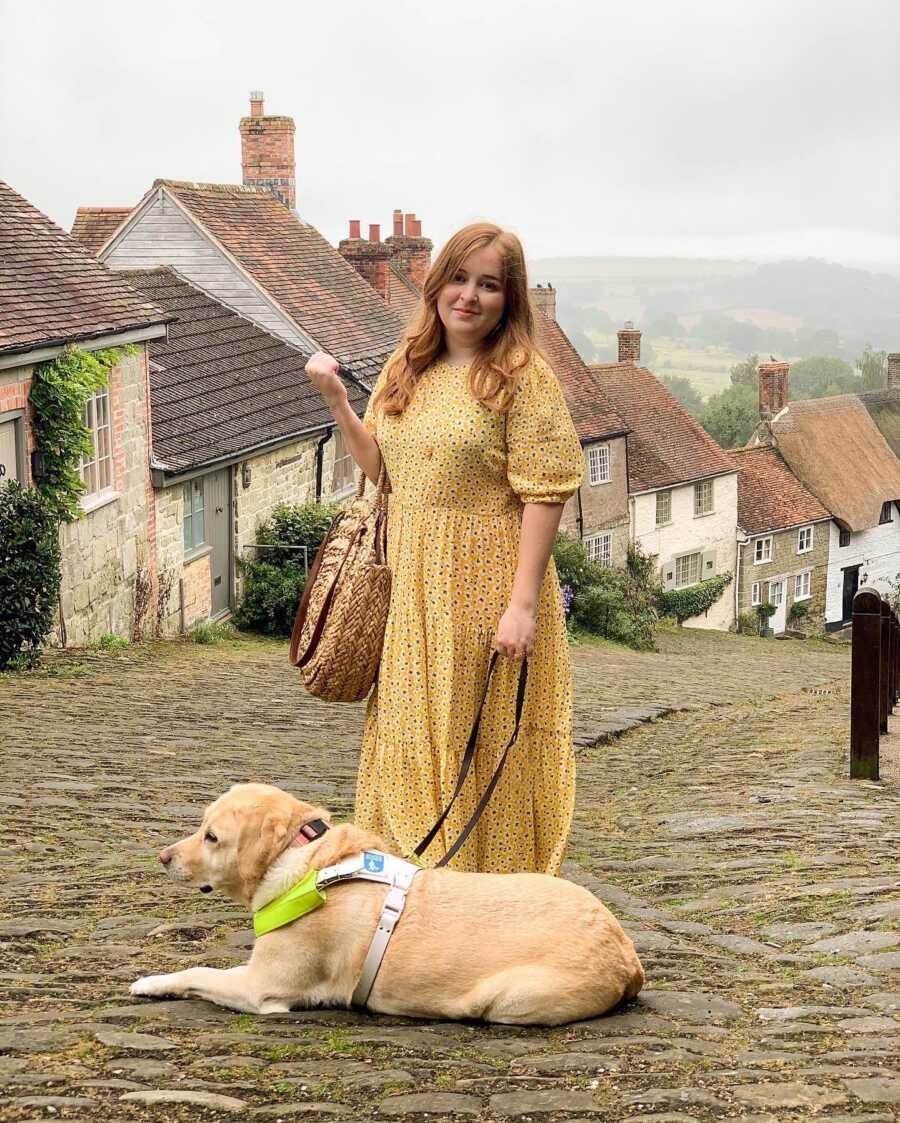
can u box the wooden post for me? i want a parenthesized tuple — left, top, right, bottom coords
(893, 612, 900, 706)
(851, 589, 881, 780)
(881, 600, 891, 733)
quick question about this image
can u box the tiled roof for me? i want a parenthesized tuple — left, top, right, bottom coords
(591, 361, 735, 492)
(729, 446, 830, 535)
(533, 312, 626, 443)
(767, 394, 900, 532)
(387, 262, 421, 324)
(158, 181, 402, 379)
(121, 267, 369, 475)
(0, 182, 169, 358)
(858, 387, 900, 459)
(70, 207, 132, 256)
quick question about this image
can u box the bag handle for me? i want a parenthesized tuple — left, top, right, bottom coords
(412, 652, 528, 867)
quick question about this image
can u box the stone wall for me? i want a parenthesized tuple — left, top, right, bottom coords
(561, 435, 630, 567)
(737, 521, 829, 633)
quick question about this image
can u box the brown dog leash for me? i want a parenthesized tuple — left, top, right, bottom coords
(411, 652, 528, 868)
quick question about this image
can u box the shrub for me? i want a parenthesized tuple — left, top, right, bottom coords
(552, 532, 603, 599)
(235, 502, 339, 637)
(191, 620, 237, 645)
(788, 600, 809, 621)
(566, 542, 658, 651)
(98, 633, 129, 652)
(657, 572, 733, 626)
(0, 482, 62, 669)
(736, 611, 760, 636)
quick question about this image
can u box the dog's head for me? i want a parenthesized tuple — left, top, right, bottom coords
(158, 783, 330, 906)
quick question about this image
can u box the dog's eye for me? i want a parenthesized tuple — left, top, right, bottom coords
(205, 831, 218, 843)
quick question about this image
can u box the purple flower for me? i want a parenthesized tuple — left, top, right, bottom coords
(560, 583, 574, 617)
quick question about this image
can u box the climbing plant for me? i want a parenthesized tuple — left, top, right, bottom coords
(28, 345, 135, 523)
(658, 572, 733, 626)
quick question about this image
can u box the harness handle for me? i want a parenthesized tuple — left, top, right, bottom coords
(411, 652, 528, 867)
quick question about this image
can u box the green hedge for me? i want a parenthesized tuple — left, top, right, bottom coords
(658, 572, 733, 625)
(0, 482, 62, 669)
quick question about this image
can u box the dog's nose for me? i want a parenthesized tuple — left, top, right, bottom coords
(159, 846, 174, 867)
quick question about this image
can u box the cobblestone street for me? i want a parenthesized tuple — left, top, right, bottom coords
(2, 628, 899, 1123)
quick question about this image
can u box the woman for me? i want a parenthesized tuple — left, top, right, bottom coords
(305, 222, 583, 874)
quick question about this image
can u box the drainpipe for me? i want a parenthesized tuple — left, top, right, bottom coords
(576, 483, 585, 539)
(314, 428, 333, 502)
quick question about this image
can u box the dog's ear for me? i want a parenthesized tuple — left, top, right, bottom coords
(237, 808, 294, 897)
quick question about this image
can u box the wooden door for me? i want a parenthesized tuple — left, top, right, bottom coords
(206, 468, 232, 617)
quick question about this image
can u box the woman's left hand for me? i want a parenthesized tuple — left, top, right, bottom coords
(494, 603, 536, 659)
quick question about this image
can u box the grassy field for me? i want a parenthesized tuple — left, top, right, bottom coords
(587, 333, 741, 400)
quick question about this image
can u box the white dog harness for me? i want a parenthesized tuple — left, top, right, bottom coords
(253, 850, 421, 1008)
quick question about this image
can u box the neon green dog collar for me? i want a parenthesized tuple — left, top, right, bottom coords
(253, 869, 325, 937)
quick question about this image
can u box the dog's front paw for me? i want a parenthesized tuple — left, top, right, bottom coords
(130, 973, 182, 999)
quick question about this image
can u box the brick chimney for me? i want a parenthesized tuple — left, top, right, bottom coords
(758, 360, 790, 420)
(530, 283, 556, 322)
(239, 91, 296, 211)
(338, 219, 391, 302)
(386, 208, 433, 290)
(617, 321, 641, 364)
(888, 353, 900, 389)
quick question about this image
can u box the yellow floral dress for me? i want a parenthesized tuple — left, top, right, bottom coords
(355, 354, 584, 874)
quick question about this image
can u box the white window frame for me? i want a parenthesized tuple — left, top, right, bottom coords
(655, 489, 672, 527)
(587, 444, 610, 486)
(585, 531, 612, 567)
(769, 578, 785, 607)
(751, 581, 761, 606)
(183, 478, 206, 555)
(754, 536, 773, 564)
(693, 478, 714, 517)
(675, 551, 702, 589)
(794, 570, 811, 602)
(79, 387, 114, 499)
(797, 525, 813, 554)
(330, 429, 356, 497)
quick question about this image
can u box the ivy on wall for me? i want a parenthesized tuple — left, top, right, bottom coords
(658, 572, 733, 626)
(29, 345, 135, 522)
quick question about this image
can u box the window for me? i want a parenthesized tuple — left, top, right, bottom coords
(794, 571, 811, 601)
(769, 579, 784, 607)
(585, 532, 612, 567)
(331, 430, 355, 494)
(754, 536, 773, 564)
(79, 388, 113, 497)
(839, 527, 851, 548)
(751, 581, 761, 606)
(655, 489, 672, 527)
(797, 525, 813, 553)
(675, 551, 702, 588)
(879, 501, 893, 524)
(0, 415, 24, 486)
(587, 444, 610, 485)
(183, 478, 205, 553)
(694, 478, 713, 517)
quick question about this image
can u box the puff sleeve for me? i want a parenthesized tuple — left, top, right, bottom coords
(506, 356, 584, 504)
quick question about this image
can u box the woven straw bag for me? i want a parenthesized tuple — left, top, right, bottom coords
(289, 467, 390, 702)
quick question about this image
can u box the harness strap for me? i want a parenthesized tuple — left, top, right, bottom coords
(350, 860, 419, 1007)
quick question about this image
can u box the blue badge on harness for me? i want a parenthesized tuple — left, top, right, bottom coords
(363, 852, 385, 873)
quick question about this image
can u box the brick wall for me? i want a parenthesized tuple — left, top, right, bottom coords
(181, 551, 212, 629)
(239, 112, 296, 210)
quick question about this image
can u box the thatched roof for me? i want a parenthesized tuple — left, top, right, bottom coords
(767, 395, 900, 531)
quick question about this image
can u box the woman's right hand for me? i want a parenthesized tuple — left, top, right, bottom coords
(305, 351, 348, 410)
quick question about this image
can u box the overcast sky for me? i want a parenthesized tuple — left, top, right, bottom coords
(2, 0, 898, 271)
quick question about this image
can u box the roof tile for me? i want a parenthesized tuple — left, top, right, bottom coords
(729, 445, 830, 535)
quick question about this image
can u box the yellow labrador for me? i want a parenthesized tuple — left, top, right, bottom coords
(131, 783, 644, 1025)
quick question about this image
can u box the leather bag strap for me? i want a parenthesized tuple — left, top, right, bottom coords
(412, 652, 528, 866)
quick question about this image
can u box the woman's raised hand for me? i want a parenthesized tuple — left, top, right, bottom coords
(305, 351, 347, 409)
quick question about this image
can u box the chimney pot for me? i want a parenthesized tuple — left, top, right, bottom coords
(393, 209, 404, 236)
(758, 360, 790, 420)
(888, 353, 900, 389)
(369, 223, 381, 243)
(249, 91, 264, 117)
(617, 323, 641, 364)
(349, 219, 361, 239)
(411, 218, 422, 237)
(404, 212, 416, 236)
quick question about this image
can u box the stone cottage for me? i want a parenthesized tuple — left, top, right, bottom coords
(591, 326, 740, 630)
(0, 180, 171, 646)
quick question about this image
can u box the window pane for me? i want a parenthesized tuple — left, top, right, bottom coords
(193, 507, 204, 547)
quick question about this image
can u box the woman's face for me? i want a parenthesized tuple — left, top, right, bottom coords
(437, 244, 506, 351)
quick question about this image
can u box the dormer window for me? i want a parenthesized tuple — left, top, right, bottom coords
(880, 501, 893, 525)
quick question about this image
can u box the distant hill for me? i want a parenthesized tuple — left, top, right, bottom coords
(530, 256, 900, 357)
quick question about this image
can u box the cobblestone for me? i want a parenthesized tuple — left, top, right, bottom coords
(2, 627, 899, 1122)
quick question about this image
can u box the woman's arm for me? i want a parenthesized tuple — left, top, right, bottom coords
(305, 352, 382, 484)
(494, 501, 565, 658)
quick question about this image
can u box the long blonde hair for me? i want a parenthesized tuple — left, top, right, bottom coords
(375, 221, 536, 415)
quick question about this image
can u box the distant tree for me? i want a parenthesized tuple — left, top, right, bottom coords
(790, 356, 856, 400)
(566, 328, 597, 365)
(856, 344, 887, 391)
(660, 375, 704, 417)
(729, 354, 759, 388)
(646, 314, 685, 339)
(699, 384, 758, 449)
(724, 318, 764, 352)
